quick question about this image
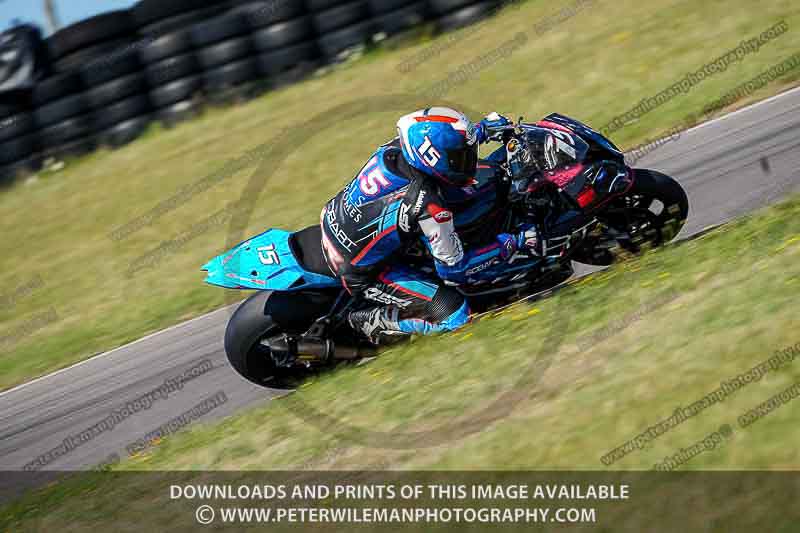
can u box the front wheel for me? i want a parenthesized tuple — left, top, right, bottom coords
(572, 169, 688, 265)
(603, 169, 689, 252)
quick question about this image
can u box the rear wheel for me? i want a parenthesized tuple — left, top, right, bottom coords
(224, 291, 282, 387)
(225, 289, 341, 387)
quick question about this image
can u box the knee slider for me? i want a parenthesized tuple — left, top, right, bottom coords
(427, 286, 469, 329)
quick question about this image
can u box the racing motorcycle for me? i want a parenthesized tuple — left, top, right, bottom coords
(202, 113, 688, 386)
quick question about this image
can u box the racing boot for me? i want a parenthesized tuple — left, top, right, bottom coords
(347, 307, 406, 346)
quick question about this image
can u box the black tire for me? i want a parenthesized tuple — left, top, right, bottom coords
(196, 37, 253, 70)
(367, 0, 417, 13)
(42, 136, 97, 161)
(256, 41, 320, 76)
(0, 113, 35, 143)
(32, 72, 83, 106)
(97, 115, 152, 148)
(92, 94, 151, 130)
(39, 114, 94, 146)
(0, 91, 32, 118)
(305, 0, 351, 11)
(190, 12, 249, 47)
(156, 99, 201, 127)
(317, 20, 374, 58)
(373, 2, 428, 36)
(51, 37, 134, 73)
(34, 94, 88, 128)
(429, 0, 482, 15)
(630, 168, 688, 236)
(205, 83, 261, 106)
(572, 250, 617, 267)
(202, 57, 259, 91)
(0, 155, 42, 185)
(133, 0, 226, 28)
(137, 7, 230, 37)
(231, 1, 306, 28)
(257, 63, 315, 90)
(436, 1, 498, 32)
(436, 2, 497, 31)
(80, 45, 143, 87)
(0, 134, 37, 165)
(224, 291, 281, 386)
(312, 1, 370, 34)
(85, 72, 148, 108)
(138, 30, 194, 64)
(145, 52, 199, 86)
(150, 75, 202, 107)
(251, 17, 314, 52)
(224, 289, 340, 386)
(610, 169, 689, 253)
(46, 10, 133, 60)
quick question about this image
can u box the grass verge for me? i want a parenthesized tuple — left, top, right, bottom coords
(2, 194, 800, 530)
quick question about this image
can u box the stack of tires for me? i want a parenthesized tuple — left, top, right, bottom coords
(79, 18, 152, 148)
(368, 0, 430, 39)
(0, 0, 513, 185)
(307, 0, 374, 61)
(429, 0, 499, 32)
(0, 93, 39, 183)
(45, 11, 136, 73)
(32, 71, 95, 161)
(139, 30, 202, 127)
(190, 11, 260, 103)
(232, 1, 320, 87)
(37, 10, 143, 158)
(134, 0, 231, 123)
(132, 0, 229, 36)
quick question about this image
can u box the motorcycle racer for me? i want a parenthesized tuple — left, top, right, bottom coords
(319, 107, 542, 344)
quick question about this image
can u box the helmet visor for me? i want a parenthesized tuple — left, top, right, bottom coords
(448, 144, 478, 176)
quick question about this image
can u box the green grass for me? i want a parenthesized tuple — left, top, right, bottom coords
(0, 0, 798, 391)
(3, 193, 800, 532)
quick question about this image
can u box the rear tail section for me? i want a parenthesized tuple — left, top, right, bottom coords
(202, 229, 338, 291)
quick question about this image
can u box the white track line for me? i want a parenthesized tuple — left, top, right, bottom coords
(3, 84, 799, 398)
(682, 84, 800, 136)
(0, 304, 238, 399)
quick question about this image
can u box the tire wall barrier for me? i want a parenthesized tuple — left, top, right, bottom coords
(1, 0, 503, 183)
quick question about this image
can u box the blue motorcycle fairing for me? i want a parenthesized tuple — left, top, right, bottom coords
(202, 229, 339, 291)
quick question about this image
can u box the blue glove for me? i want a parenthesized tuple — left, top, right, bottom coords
(496, 233, 518, 261)
(476, 112, 511, 144)
(497, 224, 541, 260)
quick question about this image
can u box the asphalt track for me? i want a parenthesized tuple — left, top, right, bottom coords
(1, 87, 798, 493)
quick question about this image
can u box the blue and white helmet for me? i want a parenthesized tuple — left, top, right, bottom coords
(397, 107, 479, 187)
